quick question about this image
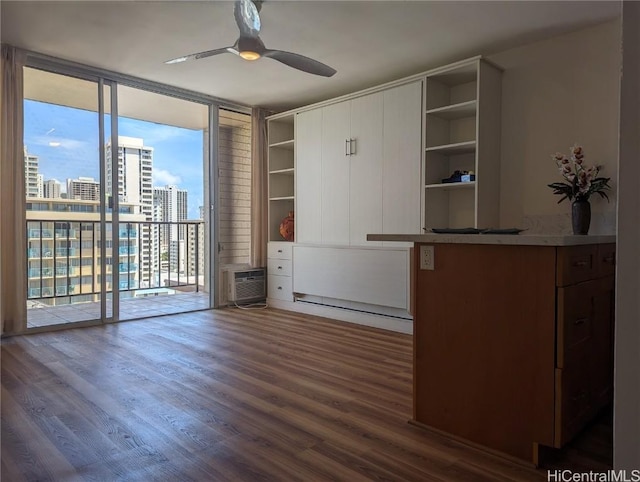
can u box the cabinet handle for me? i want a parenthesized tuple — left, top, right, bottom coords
(345, 139, 350, 156)
(350, 138, 356, 155)
(603, 255, 615, 265)
(277, 286, 282, 290)
(277, 249, 283, 253)
(277, 266, 282, 270)
(572, 260, 588, 267)
(574, 317, 588, 325)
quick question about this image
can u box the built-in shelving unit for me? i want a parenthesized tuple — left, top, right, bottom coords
(424, 181, 476, 190)
(267, 113, 295, 242)
(422, 58, 502, 230)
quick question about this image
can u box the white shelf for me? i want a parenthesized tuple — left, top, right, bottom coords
(422, 58, 501, 231)
(426, 140, 476, 155)
(425, 181, 476, 190)
(269, 139, 294, 150)
(270, 196, 295, 201)
(426, 100, 477, 120)
(269, 168, 294, 175)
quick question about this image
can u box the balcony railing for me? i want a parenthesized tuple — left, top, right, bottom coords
(119, 228, 137, 238)
(118, 263, 138, 272)
(119, 280, 139, 290)
(56, 248, 77, 257)
(55, 228, 77, 238)
(28, 229, 53, 239)
(55, 266, 77, 276)
(26, 219, 204, 302)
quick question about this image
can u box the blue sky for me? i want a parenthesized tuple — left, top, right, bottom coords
(24, 100, 205, 219)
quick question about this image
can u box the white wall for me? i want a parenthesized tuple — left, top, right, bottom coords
(489, 20, 621, 234)
(615, 1, 640, 470)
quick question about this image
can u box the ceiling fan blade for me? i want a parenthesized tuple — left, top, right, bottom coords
(263, 49, 336, 77)
(234, 0, 261, 38)
(165, 47, 234, 64)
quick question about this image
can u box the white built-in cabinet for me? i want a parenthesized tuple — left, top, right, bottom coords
(266, 242, 293, 301)
(265, 56, 501, 328)
(267, 113, 295, 242)
(423, 58, 502, 229)
(289, 81, 422, 315)
(294, 108, 322, 245)
(296, 81, 423, 246)
(267, 114, 295, 303)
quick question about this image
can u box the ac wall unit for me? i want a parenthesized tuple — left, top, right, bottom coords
(228, 267, 266, 304)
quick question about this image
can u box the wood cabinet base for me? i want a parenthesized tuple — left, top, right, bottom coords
(413, 243, 615, 466)
(409, 419, 539, 468)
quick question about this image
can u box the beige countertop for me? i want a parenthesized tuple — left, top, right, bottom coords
(366, 233, 616, 246)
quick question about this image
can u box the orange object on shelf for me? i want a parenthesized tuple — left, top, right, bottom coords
(279, 211, 294, 241)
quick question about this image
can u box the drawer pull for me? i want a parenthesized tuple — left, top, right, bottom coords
(277, 266, 282, 270)
(572, 260, 588, 267)
(602, 256, 615, 264)
(574, 317, 588, 325)
(277, 286, 282, 290)
(277, 249, 283, 253)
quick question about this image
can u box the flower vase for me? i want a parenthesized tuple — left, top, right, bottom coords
(571, 200, 591, 235)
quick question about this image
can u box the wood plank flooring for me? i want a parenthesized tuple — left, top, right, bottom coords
(1, 308, 608, 481)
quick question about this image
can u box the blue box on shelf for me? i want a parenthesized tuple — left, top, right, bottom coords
(461, 174, 475, 182)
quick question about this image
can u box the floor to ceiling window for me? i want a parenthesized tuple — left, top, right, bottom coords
(115, 85, 211, 321)
(21, 58, 251, 331)
(23, 67, 111, 328)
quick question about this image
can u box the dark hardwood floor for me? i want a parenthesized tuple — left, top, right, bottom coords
(1, 308, 610, 481)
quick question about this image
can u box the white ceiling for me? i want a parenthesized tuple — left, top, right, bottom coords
(1, 1, 621, 112)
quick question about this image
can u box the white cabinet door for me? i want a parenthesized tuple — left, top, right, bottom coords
(349, 92, 384, 246)
(382, 81, 423, 236)
(295, 109, 323, 244)
(321, 101, 351, 245)
(293, 246, 408, 309)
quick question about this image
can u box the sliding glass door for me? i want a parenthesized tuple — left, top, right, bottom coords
(115, 84, 211, 320)
(23, 64, 222, 330)
(24, 67, 115, 329)
(20, 50, 257, 332)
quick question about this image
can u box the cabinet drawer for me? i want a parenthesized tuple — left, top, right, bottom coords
(596, 243, 616, 278)
(554, 362, 592, 447)
(557, 282, 594, 368)
(556, 245, 597, 286)
(267, 258, 292, 277)
(268, 242, 292, 260)
(268, 275, 293, 301)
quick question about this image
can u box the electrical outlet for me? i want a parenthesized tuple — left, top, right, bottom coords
(420, 245, 434, 270)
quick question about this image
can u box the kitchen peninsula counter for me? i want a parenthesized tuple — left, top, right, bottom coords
(367, 233, 616, 245)
(367, 233, 616, 466)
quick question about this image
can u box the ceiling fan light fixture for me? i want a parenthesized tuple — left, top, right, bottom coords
(166, 0, 337, 76)
(239, 50, 261, 61)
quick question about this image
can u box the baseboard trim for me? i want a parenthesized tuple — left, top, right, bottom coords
(267, 298, 414, 334)
(408, 419, 537, 468)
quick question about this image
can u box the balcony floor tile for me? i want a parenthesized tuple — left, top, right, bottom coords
(27, 291, 210, 329)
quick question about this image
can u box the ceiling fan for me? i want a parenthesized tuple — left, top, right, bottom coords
(165, 0, 337, 77)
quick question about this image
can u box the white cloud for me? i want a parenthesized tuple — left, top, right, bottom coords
(153, 168, 182, 186)
(31, 135, 91, 151)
